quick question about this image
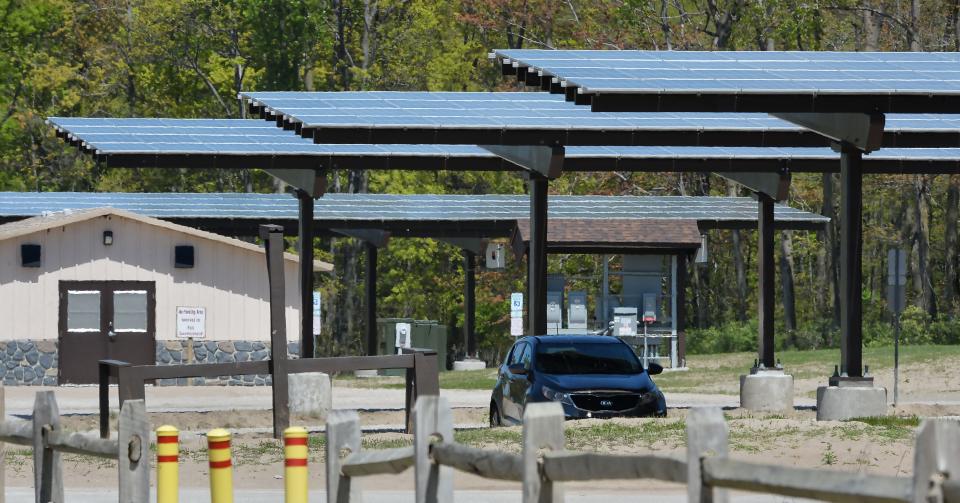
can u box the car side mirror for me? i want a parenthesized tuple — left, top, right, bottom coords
(647, 362, 664, 375)
(508, 363, 528, 375)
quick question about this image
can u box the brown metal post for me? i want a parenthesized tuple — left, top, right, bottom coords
(365, 243, 378, 356)
(758, 193, 776, 368)
(676, 255, 688, 367)
(261, 224, 290, 439)
(98, 362, 111, 439)
(464, 250, 477, 357)
(839, 147, 864, 377)
(527, 174, 548, 335)
(296, 190, 315, 358)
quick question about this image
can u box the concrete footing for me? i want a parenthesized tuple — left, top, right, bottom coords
(453, 359, 486, 371)
(739, 370, 794, 411)
(816, 385, 887, 421)
(288, 372, 332, 419)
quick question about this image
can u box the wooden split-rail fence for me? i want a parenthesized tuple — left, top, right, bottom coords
(0, 390, 959, 502)
(330, 396, 960, 503)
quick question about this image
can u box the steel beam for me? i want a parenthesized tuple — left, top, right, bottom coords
(263, 168, 326, 197)
(715, 170, 791, 202)
(757, 194, 776, 368)
(527, 174, 549, 335)
(838, 146, 864, 377)
(439, 237, 486, 256)
(481, 145, 565, 179)
(332, 228, 390, 248)
(773, 113, 885, 153)
(464, 251, 477, 357)
(365, 243, 378, 357)
(297, 190, 315, 358)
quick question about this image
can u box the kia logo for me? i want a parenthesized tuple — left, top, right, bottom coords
(600, 399, 613, 408)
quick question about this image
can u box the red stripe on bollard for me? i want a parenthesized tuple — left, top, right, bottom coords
(157, 455, 179, 463)
(157, 436, 178, 444)
(208, 440, 231, 450)
(209, 459, 232, 469)
(284, 437, 308, 446)
(285, 459, 308, 467)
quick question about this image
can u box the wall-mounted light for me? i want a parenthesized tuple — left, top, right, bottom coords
(103, 230, 113, 246)
(695, 234, 708, 264)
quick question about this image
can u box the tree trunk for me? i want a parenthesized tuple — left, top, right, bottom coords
(822, 173, 841, 330)
(728, 180, 749, 322)
(945, 176, 960, 316)
(912, 175, 938, 317)
(862, 1, 882, 51)
(779, 231, 797, 332)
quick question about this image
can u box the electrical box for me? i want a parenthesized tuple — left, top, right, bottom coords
(485, 242, 506, 270)
(613, 307, 638, 337)
(567, 291, 588, 330)
(395, 322, 412, 351)
(546, 291, 563, 333)
(642, 293, 657, 324)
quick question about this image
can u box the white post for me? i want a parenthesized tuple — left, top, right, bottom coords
(33, 391, 62, 503)
(414, 395, 453, 503)
(326, 410, 362, 503)
(522, 402, 564, 503)
(686, 407, 728, 503)
(118, 399, 149, 502)
(912, 419, 960, 503)
(670, 255, 679, 368)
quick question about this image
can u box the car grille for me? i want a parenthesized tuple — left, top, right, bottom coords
(571, 393, 640, 412)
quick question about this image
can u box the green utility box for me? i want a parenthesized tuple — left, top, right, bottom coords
(377, 318, 448, 376)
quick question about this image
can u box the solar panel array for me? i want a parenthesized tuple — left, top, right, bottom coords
(494, 50, 960, 113)
(0, 192, 828, 225)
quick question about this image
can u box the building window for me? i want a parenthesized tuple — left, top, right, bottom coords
(113, 290, 148, 332)
(66, 291, 100, 331)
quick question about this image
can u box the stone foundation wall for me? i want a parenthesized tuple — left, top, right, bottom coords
(0, 339, 299, 386)
(0, 340, 58, 386)
(154, 340, 301, 386)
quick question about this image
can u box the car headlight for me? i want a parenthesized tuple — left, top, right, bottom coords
(541, 386, 572, 403)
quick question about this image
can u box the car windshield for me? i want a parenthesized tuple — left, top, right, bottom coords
(534, 342, 642, 375)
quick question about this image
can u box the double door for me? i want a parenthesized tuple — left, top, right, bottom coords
(58, 281, 156, 384)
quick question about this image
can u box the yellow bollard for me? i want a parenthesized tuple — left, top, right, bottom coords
(283, 427, 309, 503)
(156, 425, 179, 503)
(207, 428, 233, 503)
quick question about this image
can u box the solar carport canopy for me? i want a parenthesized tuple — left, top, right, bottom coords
(240, 92, 960, 147)
(493, 50, 960, 113)
(48, 117, 960, 173)
(0, 192, 829, 236)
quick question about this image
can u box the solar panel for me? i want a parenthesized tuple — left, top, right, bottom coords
(493, 50, 960, 113)
(0, 192, 828, 228)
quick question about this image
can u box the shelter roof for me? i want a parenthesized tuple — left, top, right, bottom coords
(512, 218, 701, 256)
(0, 206, 333, 272)
(493, 50, 960, 113)
(48, 118, 960, 172)
(240, 92, 960, 147)
(0, 192, 829, 237)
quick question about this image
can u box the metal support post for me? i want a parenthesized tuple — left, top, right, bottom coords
(365, 243, 378, 356)
(527, 174, 548, 336)
(464, 251, 477, 357)
(839, 147, 864, 377)
(758, 193, 776, 369)
(297, 189, 315, 358)
(261, 224, 290, 439)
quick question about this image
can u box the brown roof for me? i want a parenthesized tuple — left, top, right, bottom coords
(512, 218, 701, 256)
(0, 207, 334, 272)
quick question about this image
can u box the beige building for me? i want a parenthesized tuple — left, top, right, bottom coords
(0, 207, 332, 385)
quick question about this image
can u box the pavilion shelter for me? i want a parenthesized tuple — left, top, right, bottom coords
(493, 49, 960, 417)
(240, 90, 960, 370)
(50, 110, 960, 366)
(0, 191, 828, 369)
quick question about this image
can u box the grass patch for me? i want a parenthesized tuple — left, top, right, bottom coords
(845, 415, 919, 441)
(565, 420, 686, 451)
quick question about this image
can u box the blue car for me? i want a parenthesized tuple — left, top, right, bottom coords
(489, 335, 667, 426)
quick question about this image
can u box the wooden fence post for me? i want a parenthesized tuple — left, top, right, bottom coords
(687, 407, 728, 503)
(118, 399, 149, 503)
(414, 395, 453, 503)
(33, 391, 62, 503)
(326, 410, 361, 503)
(912, 419, 960, 503)
(522, 402, 564, 503)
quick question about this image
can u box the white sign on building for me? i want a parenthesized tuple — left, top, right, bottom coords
(510, 292, 524, 336)
(312, 291, 322, 336)
(176, 306, 206, 339)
